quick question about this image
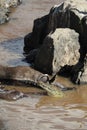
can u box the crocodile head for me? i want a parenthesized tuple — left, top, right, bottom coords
(37, 81, 64, 97)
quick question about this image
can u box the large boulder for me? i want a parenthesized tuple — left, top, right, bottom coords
(24, 0, 87, 84)
(34, 28, 80, 74)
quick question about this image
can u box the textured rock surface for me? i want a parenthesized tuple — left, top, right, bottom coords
(71, 55, 87, 84)
(0, 8, 9, 24)
(24, 0, 87, 84)
(0, 0, 21, 8)
(81, 56, 87, 84)
(0, 0, 22, 24)
(35, 28, 80, 74)
(64, 0, 87, 20)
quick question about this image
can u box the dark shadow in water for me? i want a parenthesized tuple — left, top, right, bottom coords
(0, 38, 29, 66)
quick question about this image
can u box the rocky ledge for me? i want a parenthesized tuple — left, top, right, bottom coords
(24, 0, 87, 84)
(0, 0, 22, 24)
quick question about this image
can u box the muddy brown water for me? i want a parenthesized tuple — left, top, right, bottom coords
(0, 0, 87, 130)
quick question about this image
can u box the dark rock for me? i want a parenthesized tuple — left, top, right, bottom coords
(24, 0, 87, 84)
(24, 49, 38, 63)
(71, 55, 87, 84)
(58, 65, 73, 78)
(34, 36, 54, 74)
(34, 28, 80, 74)
(24, 14, 49, 53)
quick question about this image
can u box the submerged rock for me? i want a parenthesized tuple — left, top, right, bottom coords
(0, 0, 22, 8)
(0, 8, 9, 24)
(24, 0, 87, 84)
(0, 0, 22, 24)
(0, 88, 25, 101)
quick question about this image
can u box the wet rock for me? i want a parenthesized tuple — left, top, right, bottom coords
(24, 49, 39, 63)
(24, 15, 49, 53)
(24, 0, 87, 84)
(80, 56, 87, 84)
(34, 28, 80, 74)
(71, 55, 87, 84)
(0, 0, 22, 8)
(0, 8, 9, 24)
(0, 0, 22, 24)
(0, 88, 25, 101)
(63, 0, 87, 63)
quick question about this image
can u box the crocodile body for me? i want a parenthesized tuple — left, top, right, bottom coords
(0, 65, 73, 99)
(0, 65, 49, 85)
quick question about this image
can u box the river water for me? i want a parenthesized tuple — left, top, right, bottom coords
(0, 0, 87, 130)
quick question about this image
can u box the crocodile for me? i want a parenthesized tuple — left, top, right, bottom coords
(0, 65, 75, 100)
(0, 65, 49, 85)
(37, 81, 64, 97)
